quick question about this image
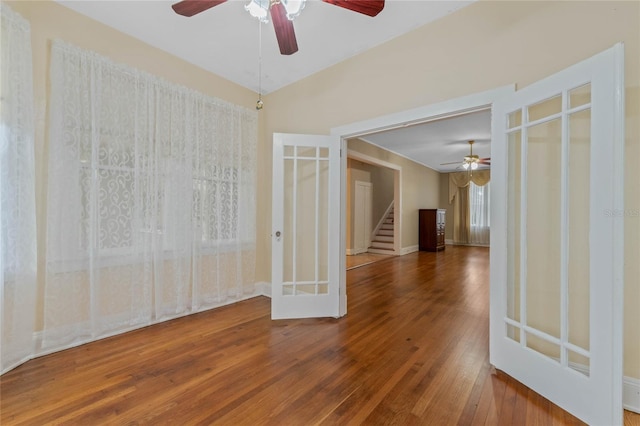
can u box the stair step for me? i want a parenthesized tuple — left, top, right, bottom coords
(372, 205, 395, 248)
(368, 248, 395, 254)
(370, 241, 394, 250)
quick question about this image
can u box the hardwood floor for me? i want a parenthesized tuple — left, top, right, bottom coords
(1, 246, 638, 425)
(346, 253, 393, 270)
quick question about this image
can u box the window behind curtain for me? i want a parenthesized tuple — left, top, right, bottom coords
(43, 40, 258, 352)
(469, 181, 490, 245)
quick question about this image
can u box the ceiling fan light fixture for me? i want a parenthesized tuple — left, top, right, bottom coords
(245, 0, 305, 23)
(462, 140, 480, 171)
(439, 140, 490, 171)
(281, 0, 306, 20)
(172, 0, 384, 56)
(245, 0, 270, 23)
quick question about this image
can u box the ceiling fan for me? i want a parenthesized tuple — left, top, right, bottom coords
(171, 0, 385, 55)
(440, 140, 491, 171)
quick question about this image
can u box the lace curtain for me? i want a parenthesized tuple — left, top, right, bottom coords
(44, 40, 257, 351)
(1, 4, 38, 374)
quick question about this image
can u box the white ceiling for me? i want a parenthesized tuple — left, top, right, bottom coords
(360, 109, 491, 173)
(56, 0, 473, 94)
(55, 0, 488, 170)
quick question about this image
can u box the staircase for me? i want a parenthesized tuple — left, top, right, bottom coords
(369, 206, 395, 254)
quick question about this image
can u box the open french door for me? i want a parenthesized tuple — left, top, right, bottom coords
(490, 44, 624, 425)
(271, 133, 341, 319)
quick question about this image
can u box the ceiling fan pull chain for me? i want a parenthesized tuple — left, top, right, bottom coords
(256, 20, 264, 110)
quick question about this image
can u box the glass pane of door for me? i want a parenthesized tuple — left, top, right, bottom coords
(525, 117, 562, 356)
(567, 104, 591, 375)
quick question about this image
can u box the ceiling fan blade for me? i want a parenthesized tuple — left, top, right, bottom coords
(322, 0, 385, 17)
(171, 0, 227, 17)
(440, 161, 462, 166)
(271, 2, 299, 55)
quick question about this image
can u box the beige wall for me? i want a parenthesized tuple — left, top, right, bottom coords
(260, 1, 640, 378)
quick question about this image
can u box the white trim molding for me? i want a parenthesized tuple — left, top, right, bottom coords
(331, 85, 515, 139)
(346, 248, 369, 256)
(347, 149, 401, 171)
(449, 242, 490, 248)
(256, 281, 271, 298)
(624, 376, 640, 413)
(400, 245, 419, 255)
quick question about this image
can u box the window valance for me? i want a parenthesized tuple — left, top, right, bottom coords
(448, 170, 491, 203)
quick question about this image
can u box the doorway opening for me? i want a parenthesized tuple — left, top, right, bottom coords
(345, 150, 400, 270)
(332, 86, 514, 317)
(346, 147, 402, 261)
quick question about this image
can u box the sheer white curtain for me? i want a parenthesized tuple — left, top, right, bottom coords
(1, 4, 38, 374)
(469, 181, 490, 245)
(44, 40, 257, 351)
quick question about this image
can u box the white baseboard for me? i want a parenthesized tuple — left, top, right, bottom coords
(256, 281, 271, 298)
(624, 376, 640, 413)
(346, 248, 368, 256)
(447, 241, 490, 247)
(400, 245, 419, 255)
(367, 248, 396, 255)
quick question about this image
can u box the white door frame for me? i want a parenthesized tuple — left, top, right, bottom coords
(330, 85, 515, 316)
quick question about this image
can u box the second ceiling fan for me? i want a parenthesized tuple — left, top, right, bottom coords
(171, 0, 385, 55)
(440, 140, 491, 171)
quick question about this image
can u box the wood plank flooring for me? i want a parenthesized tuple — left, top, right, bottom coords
(1, 246, 638, 425)
(346, 253, 393, 270)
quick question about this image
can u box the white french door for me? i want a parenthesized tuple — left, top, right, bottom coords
(490, 44, 624, 425)
(272, 133, 341, 319)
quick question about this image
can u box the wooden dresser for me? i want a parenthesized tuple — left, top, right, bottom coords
(419, 209, 446, 251)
